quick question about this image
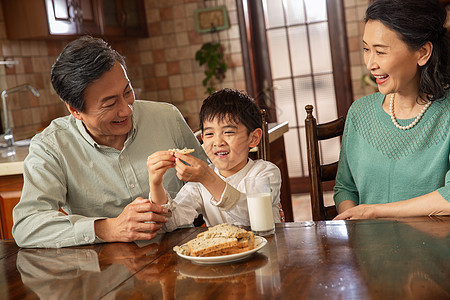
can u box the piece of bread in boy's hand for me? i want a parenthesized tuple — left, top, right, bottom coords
(168, 147, 195, 154)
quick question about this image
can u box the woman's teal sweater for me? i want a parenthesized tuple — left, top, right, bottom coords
(334, 92, 450, 207)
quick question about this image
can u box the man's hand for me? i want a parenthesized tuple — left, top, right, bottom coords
(147, 151, 176, 186)
(94, 197, 168, 242)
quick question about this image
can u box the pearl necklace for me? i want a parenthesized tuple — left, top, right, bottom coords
(388, 93, 431, 130)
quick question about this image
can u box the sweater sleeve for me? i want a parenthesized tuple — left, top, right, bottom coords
(436, 169, 450, 201)
(333, 109, 360, 208)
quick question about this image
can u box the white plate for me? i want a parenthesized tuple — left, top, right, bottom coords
(175, 236, 267, 264)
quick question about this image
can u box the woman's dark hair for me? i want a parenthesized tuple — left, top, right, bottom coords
(200, 88, 262, 134)
(365, 0, 449, 101)
(51, 36, 126, 112)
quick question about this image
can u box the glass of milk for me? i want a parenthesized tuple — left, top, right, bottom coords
(245, 176, 275, 236)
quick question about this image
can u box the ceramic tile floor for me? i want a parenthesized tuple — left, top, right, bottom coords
(291, 191, 334, 222)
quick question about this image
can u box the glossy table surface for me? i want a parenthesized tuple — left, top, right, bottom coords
(0, 217, 449, 299)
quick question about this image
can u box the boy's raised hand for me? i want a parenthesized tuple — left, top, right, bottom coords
(174, 152, 226, 202)
(147, 151, 176, 186)
(173, 152, 211, 183)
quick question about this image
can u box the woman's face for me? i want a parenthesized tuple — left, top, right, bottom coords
(363, 20, 424, 97)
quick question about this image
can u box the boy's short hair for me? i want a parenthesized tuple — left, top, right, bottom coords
(199, 88, 262, 134)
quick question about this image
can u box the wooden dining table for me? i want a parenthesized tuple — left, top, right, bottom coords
(0, 217, 449, 299)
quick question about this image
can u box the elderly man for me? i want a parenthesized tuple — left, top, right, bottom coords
(13, 36, 207, 248)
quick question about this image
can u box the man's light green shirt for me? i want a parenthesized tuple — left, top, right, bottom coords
(13, 100, 208, 248)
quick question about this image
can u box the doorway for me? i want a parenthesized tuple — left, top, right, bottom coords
(237, 0, 353, 193)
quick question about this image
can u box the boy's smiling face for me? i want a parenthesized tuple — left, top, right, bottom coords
(202, 116, 261, 178)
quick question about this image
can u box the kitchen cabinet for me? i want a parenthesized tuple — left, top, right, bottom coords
(99, 0, 148, 37)
(0, 147, 28, 240)
(0, 174, 22, 240)
(2, 0, 147, 39)
(45, 0, 101, 36)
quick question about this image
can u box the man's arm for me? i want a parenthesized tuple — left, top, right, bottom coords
(13, 138, 168, 248)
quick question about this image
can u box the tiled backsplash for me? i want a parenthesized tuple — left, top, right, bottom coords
(0, 0, 383, 141)
(0, 0, 245, 139)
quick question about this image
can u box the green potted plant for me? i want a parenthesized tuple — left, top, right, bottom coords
(195, 42, 228, 94)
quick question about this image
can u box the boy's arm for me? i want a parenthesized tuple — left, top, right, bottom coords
(147, 151, 176, 205)
(173, 153, 226, 201)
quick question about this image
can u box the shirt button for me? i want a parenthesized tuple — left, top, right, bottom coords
(120, 156, 124, 160)
(84, 236, 89, 242)
(129, 183, 135, 188)
(55, 242, 61, 248)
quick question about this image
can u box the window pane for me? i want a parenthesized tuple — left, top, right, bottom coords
(267, 28, 291, 79)
(314, 74, 337, 123)
(293, 76, 314, 123)
(263, 0, 285, 28)
(274, 79, 297, 127)
(284, 129, 303, 177)
(304, 0, 327, 23)
(309, 23, 332, 74)
(285, 0, 305, 25)
(288, 26, 311, 76)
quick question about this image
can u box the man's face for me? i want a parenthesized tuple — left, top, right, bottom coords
(67, 62, 135, 148)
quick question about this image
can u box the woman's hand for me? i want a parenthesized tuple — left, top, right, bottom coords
(333, 204, 377, 220)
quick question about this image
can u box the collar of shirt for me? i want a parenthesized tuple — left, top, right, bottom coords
(214, 158, 255, 182)
(74, 116, 137, 150)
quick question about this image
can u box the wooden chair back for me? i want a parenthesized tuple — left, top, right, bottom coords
(194, 129, 202, 144)
(256, 109, 269, 161)
(305, 105, 345, 221)
(257, 109, 287, 222)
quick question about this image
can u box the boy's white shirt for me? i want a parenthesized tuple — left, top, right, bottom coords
(153, 158, 281, 232)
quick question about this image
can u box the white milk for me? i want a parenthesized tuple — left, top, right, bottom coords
(247, 192, 274, 232)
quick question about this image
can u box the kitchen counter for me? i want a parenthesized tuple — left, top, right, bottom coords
(268, 121, 288, 143)
(0, 146, 29, 176)
(0, 122, 289, 177)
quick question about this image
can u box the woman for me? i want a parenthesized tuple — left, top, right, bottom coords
(334, 0, 450, 219)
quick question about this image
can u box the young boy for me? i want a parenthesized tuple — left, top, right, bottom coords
(147, 88, 281, 231)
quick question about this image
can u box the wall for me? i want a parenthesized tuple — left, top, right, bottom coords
(0, 4, 69, 140)
(0, 0, 245, 140)
(3, 0, 419, 141)
(343, 0, 376, 100)
(126, 0, 245, 130)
